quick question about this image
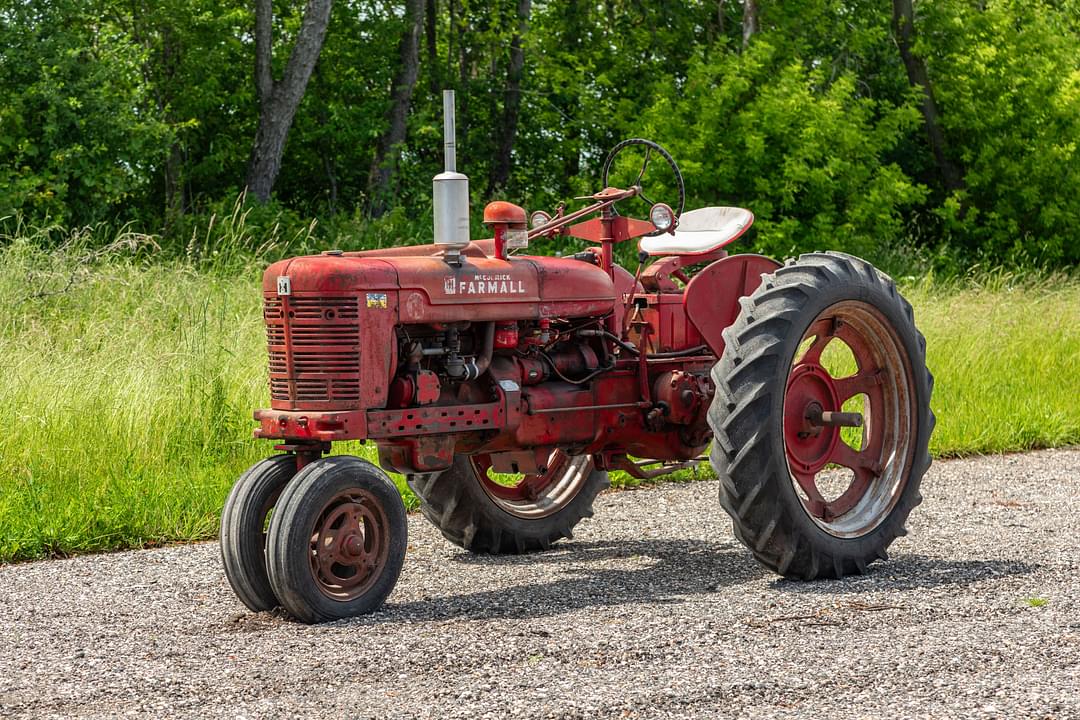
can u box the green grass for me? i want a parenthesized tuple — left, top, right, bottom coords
(909, 274, 1080, 456)
(0, 237, 1077, 562)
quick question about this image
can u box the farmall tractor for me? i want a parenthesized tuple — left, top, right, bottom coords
(221, 92, 933, 623)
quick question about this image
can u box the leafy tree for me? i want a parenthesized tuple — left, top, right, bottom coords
(1, 0, 1077, 269)
(246, 0, 334, 202)
(0, 1, 173, 227)
(640, 40, 927, 260)
(919, 0, 1080, 265)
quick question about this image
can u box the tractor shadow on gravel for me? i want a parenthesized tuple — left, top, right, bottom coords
(769, 555, 1038, 596)
(379, 542, 1038, 624)
(383, 538, 762, 622)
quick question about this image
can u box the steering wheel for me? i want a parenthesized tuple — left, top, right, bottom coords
(601, 138, 685, 236)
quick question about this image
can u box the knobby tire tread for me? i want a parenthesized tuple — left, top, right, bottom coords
(707, 252, 934, 580)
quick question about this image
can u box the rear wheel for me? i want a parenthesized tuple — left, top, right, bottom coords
(708, 252, 934, 579)
(266, 456, 407, 623)
(219, 455, 297, 612)
(408, 450, 608, 553)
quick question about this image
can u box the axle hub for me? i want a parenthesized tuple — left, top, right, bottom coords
(804, 402, 864, 431)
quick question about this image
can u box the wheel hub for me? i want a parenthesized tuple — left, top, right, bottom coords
(309, 492, 389, 600)
(342, 533, 364, 558)
(784, 364, 841, 474)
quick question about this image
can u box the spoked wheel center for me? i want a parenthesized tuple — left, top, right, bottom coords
(782, 302, 916, 537)
(309, 490, 390, 600)
(471, 450, 592, 519)
(784, 364, 844, 473)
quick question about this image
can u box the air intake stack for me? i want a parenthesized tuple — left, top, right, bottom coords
(433, 90, 470, 265)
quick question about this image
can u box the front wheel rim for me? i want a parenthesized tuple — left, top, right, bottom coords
(782, 301, 917, 538)
(471, 451, 593, 519)
(308, 488, 391, 601)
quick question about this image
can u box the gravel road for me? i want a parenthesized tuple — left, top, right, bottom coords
(2, 449, 1078, 719)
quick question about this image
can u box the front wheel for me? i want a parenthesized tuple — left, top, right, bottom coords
(708, 252, 934, 579)
(220, 455, 297, 612)
(266, 456, 407, 623)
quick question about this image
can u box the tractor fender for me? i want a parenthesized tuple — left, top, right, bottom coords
(683, 253, 782, 357)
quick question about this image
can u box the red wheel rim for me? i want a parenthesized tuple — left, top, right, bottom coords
(471, 451, 592, 519)
(308, 488, 390, 601)
(782, 301, 917, 537)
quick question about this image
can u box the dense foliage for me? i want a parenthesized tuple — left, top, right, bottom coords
(1, 0, 1078, 269)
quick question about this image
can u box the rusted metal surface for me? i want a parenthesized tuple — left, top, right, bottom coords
(366, 402, 504, 438)
(474, 451, 562, 500)
(566, 215, 656, 246)
(308, 487, 391, 601)
(265, 294, 363, 408)
(483, 201, 528, 225)
(605, 454, 704, 480)
(255, 409, 364, 441)
(254, 178, 771, 479)
(471, 451, 595, 519)
(626, 293, 706, 353)
(682, 253, 782, 357)
(378, 435, 456, 474)
(782, 302, 915, 532)
(639, 248, 727, 293)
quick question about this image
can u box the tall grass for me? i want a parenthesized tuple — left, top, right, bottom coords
(907, 272, 1080, 456)
(0, 223, 384, 561)
(0, 231, 1076, 562)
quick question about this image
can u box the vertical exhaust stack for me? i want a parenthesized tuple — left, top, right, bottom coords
(433, 90, 470, 266)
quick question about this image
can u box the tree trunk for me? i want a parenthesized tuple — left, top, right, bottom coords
(426, 0, 438, 93)
(128, 9, 186, 224)
(367, 0, 425, 217)
(448, 0, 456, 78)
(487, 0, 532, 195)
(164, 142, 185, 219)
(891, 0, 965, 194)
(246, 0, 334, 203)
(323, 155, 339, 213)
(742, 0, 758, 51)
(561, 0, 583, 181)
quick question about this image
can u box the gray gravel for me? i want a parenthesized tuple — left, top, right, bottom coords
(1, 449, 1078, 719)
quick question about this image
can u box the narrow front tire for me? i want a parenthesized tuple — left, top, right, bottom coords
(266, 456, 407, 623)
(220, 455, 297, 612)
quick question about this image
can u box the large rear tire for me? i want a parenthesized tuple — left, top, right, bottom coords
(708, 252, 934, 579)
(407, 451, 608, 554)
(219, 455, 297, 612)
(266, 456, 407, 623)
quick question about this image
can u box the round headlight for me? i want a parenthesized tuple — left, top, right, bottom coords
(649, 203, 675, 232)
(530, 210, 551, 229)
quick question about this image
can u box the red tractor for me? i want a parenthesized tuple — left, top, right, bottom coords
(221, 92, 933, 623)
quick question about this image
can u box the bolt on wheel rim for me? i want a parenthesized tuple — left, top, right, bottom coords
(472, 450, 592, 519)
(308, 489, 391, 601)
(782, 301, 916, 538)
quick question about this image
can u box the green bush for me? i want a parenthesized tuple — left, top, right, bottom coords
(923, 0, 1080, 267)
(640, 41, 927, 266)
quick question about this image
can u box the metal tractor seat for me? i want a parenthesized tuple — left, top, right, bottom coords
(639, 206, 754, 256)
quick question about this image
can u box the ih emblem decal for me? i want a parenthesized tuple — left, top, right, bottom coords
(276, 276, 291, 296)
(444, 273, 527, 296)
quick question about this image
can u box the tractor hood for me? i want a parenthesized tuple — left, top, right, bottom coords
(263, 250, 615, 323)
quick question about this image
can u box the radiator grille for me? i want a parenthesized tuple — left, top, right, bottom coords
(265, 296, 361, 405)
